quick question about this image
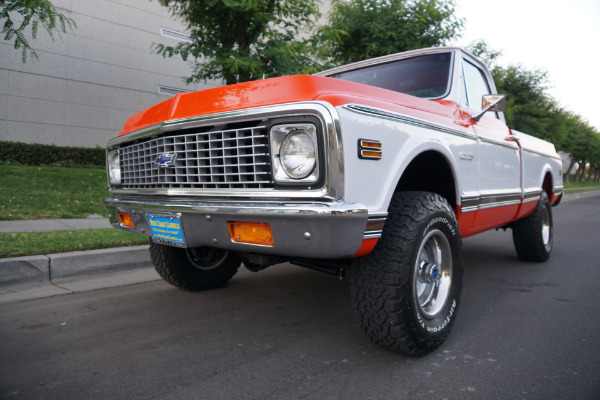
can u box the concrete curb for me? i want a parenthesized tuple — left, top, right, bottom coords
(0, 217, 111, 233)
(0, 191, 597, 295)
(1, 245, 151, 287)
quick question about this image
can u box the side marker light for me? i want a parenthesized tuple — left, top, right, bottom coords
(358, 139, 382, 159)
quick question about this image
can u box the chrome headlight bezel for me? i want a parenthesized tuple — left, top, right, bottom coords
(270, 122, 320, 185)
(107, 149, 121, 187)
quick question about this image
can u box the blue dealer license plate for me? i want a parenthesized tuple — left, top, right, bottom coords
(147, 214, 185, 247)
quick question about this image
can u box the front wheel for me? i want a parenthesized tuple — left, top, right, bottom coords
(351, 192, 464, 356)
(512, 191, 553, 262)
(150, 243, 241, 291)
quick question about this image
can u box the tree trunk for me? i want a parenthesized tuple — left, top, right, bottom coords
(564, 156, 577, 183)
(574, 161, 586, 182)
(586, 166, 593, 182)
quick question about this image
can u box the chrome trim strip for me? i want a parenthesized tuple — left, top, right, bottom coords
(523, 189, 543, 203)
(460, 192, 523, 213)
(110, 188, 336, 202)
(106, 197, 368, 218)
(363, 214, 387, 238)
(476, 199, 521, 210)
(554, 186, 564, 196)
(344, 104, 476, 141)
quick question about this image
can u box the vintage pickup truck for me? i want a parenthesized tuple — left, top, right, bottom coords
(105, 47, 563, 355)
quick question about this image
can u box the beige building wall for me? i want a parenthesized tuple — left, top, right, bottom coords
(0, 0, 332, 148)
(0, 0, 216, 148)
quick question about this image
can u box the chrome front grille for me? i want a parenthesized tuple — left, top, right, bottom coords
(119, 125, 273, 189)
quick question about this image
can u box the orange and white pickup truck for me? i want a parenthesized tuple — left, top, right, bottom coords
(105, 47, 563, 355)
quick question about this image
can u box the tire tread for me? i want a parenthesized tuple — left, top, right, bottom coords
(351, 191, 463, 356)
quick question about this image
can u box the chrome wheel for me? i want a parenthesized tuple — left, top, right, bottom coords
(414, 229, 453, 319)
(512, 191, 553, 262)
(541, 204, 551, 246)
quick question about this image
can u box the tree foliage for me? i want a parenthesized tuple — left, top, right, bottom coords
(1, 0, 76, 62)
(154, 0, 320, 85)
(314, 0, 463, 66)
(470, 41, 600, 182)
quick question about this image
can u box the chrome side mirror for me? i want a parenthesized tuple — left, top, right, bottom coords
(472, 94, 506, 122)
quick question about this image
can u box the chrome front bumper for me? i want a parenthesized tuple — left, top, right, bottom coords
(105, 197, 369, 258)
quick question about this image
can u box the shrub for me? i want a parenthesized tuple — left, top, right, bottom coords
(0, 141, 105, 168)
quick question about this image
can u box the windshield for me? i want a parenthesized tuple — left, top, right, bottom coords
(327, 53, 452, 98)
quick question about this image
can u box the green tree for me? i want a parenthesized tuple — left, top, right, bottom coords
(469, 41, 600, 182)
(315, 0, 463, 66)
(1, 0, 76, 62)
(154, 0, 320, 85)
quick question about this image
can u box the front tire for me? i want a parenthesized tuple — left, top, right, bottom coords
(150, 243, 241, 291)
(512, 191, 553, 262)
(351, 192, 464, 356)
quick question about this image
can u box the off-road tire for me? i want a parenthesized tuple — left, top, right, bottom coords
(150, 242, 241, 291)
(351, 191, 464, 356)
(512, 191, 553, 262)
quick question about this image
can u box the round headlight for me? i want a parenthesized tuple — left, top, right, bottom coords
(280, 130, 316, 179)
(108, 150, 121, 186)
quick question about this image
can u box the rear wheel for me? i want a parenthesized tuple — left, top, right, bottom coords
(512, 191, 553, 262)
(351, 192, 463, 356)
(150, 242, 241, 291)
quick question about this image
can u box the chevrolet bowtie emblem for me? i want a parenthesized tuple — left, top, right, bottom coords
(154, 153, 177, 168)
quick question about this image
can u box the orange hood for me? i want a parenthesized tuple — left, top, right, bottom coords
(119, 75, 462, 136)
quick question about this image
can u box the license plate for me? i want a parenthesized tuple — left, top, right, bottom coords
(147, 214, 185, 247)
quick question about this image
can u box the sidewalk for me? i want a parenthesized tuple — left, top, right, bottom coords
(0, 215, 111, 233)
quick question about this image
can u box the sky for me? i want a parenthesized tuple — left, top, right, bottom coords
(450, 0, 600, 131)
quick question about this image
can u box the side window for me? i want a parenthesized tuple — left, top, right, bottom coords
(462, 60, 490, 111)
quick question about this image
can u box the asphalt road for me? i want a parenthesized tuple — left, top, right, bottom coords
(1, 195, 599, 400)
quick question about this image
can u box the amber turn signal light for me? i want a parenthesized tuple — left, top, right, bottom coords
(118, 212, 135, 229)
(358, 139, 382, 159)
(227, 222, 274, 246)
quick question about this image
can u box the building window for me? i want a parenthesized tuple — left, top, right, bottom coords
(160, 28, 192, 43)
(158, 85, 192, 96)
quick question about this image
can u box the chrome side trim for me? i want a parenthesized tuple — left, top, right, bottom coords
(553, 186, 564, 197)
(343, 104, 476, 141)
(523, 189, 543, 203)
(364, 214, 387, 238)
(460, 192, 523, 213)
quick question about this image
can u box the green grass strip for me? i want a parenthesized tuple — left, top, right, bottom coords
(0, 165, 109, 220)
(0, 229, 148, 258)
(563, 180, 600, 193)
